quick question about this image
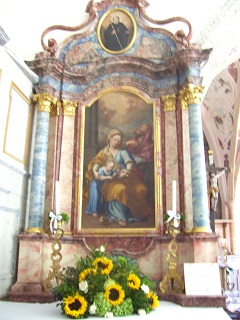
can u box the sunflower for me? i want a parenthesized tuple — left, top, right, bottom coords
(127, 273, 141, 290)
(92, 257, 113, 275)
(63, 293, 88, 318)
(104, 283, 125, 306)
(146, 291, 159, 309)
(79, 268, 95, 282)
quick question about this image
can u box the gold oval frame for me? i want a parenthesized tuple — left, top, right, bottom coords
(97, 8, 137, 54)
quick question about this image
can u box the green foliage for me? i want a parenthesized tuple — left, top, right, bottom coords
(53, 267, 79, 300)
(94, 292, 112, 316)
(61, 213, 70, 224)
(112, 298, 134, 316)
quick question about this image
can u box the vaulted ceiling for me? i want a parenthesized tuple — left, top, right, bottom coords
(198, 0, 240, 188)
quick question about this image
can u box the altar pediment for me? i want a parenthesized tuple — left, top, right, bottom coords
(63, 36, 174, 66)
(27, 0, 209, 100)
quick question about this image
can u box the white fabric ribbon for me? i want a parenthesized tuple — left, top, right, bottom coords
(165, 210, 181, 228)
(49, 211, 62, 234)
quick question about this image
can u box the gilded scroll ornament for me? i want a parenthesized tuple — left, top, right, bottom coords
(62, 100, 78, 117)
(32, 93, 58, 113)
(162, 94, 176, 112)
(179, 84, 204, 110)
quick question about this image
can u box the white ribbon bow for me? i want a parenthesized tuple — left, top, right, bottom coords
(165, 210, 181, 228)
(49, 211, 62, 234)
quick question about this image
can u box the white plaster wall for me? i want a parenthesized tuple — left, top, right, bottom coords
(0, 47, 35, 298)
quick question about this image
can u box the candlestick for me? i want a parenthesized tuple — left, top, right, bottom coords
(220, 238, 227, 264)
(172, 180, 176, 215)
(55, 181, 60, 215)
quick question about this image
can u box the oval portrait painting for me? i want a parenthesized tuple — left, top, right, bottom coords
(97, 8, 137, 54)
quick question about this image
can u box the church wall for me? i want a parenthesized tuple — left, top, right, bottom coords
(0, 47, 35, 298)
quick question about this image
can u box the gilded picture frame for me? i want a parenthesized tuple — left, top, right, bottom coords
(75, 89, 162, 236)
(3, 82, 33, 165)
(97, 8, 137, 54)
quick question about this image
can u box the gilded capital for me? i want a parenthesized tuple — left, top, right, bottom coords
(62, 100, 78, 116)
(162, 94, 177, 112)
(32, 93, 58, 113)
(179, 84, 204, 110)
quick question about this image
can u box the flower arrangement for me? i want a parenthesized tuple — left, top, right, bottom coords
(53, 245, 159, 319)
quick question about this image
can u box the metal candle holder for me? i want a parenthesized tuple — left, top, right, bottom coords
(43, 227, 64, 292)
(159, 220, 184, 294)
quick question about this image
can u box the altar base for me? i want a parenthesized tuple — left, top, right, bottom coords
(8, 282, 55, 303)
(0, 300, 231, 320)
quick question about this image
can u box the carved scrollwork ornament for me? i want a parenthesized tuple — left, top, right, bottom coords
(32, 93, 58, 113)
(178, 84, 205, 110)
(162, 94, 177, 112)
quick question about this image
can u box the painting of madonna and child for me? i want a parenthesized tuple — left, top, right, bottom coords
(81, 91, 157, 231)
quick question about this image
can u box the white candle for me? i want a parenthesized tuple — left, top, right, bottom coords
(172, 180, 176, 215)
(55, 181, 60, 215)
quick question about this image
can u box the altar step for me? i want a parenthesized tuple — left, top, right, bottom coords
(157, 292, 227, 308)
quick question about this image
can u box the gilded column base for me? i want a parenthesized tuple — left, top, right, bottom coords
(27, 227, 45, 233)
(192, 226, 212, 233)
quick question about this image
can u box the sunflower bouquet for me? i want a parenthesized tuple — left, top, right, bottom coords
(53, 244, 159, 319)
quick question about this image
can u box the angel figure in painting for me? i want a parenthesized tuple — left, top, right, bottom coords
(83, 129, 152, 226)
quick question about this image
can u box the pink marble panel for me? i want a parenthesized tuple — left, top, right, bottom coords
(59, 116, 75, 233)
(165, 112, 179, 212)
(193, 239, 218, 263)
(16, 238, 43, 283)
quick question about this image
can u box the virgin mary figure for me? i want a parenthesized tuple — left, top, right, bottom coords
(83, 129, 152, 226)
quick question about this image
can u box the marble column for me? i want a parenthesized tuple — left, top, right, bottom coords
(27, 93, 58, 233)
(180, 84, 211, 232)
(181, 104, 193, 232)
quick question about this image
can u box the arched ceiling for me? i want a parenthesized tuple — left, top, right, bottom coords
(198, 0, 240, 183)
(202, 61, 240, 172)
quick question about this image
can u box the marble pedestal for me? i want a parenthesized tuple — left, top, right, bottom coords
(8, 232, 221, 305)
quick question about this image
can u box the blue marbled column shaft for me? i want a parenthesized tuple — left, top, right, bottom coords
(188, 103, 209, 228)
(28, 112, 50, 229)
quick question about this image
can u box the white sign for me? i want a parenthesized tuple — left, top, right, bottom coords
(184, 263, 222, 296)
